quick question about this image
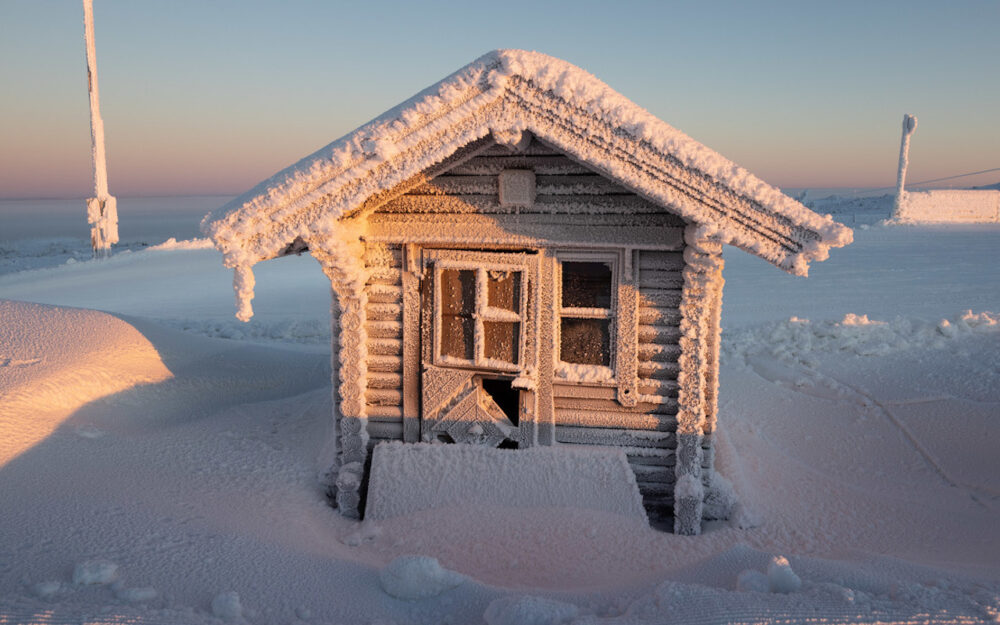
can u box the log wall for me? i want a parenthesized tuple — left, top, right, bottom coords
(361, 137, 707, 520)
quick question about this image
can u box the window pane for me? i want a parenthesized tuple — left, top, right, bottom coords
(487, 271, 520, 312)
(441, 317, 475, 360)
(562, 262, 612, 308)
(484, 321, 520, 364)
(560, 318, 610, 366)
(440, 269, 475, 360)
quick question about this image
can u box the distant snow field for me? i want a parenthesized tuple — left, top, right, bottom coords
(0, 194, 998, 624)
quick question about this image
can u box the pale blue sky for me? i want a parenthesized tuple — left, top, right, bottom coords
(1, 0, 998, 198)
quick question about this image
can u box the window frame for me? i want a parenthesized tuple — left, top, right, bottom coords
(554, 251, 620, 378)
(430, 254, 530, 373)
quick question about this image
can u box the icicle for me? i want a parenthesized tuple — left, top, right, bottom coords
(233, 265, 256, 322)
(82, 0, 118, 258)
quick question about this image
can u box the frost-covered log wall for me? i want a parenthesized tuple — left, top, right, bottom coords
(352, 138, 715, 521)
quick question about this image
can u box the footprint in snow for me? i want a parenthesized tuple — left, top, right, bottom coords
(0, 356, 43, 368)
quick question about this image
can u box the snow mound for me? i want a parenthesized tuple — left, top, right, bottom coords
(724, 310, 1000, 362)
(378, 555, 466, 600)
(146, 237, 215, 251)
(116, 586, 158, 603)
(31, 580, 62, 598)
(767, 556, 803, 594)
(483, 595, 580, 625)
(211, 590, 243, 621)
(896, 189, 1000, 224)
(365, 442, 647, 522)
(736, 569, 770, 592)
(72, 560, 118, 585)
(0, 300, 174, 463)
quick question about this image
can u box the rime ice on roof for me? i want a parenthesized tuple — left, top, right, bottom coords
(203, 49, 851, 282)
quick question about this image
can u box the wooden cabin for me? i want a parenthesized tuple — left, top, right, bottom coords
(203, 50, 852, 534)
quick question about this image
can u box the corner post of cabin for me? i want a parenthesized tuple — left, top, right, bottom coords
(673, 225, 722, 535)
(702, 245, 724, 446)
(313, 245, 370, 519)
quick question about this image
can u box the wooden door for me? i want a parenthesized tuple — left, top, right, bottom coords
(420, 250, 537, 447)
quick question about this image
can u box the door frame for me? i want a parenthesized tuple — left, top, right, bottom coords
(416, 248, 540, 446)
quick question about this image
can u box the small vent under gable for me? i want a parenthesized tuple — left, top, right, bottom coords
(499, 169, 536, 208)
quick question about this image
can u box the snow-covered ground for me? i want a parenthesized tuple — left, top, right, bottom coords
(1, 194, 998, 624)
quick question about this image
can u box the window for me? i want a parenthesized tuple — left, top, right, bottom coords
(558, 259, 615, 367)
(436, 264, 525, 370)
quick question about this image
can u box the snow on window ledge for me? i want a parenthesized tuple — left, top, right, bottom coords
(554, 362, 614, 384)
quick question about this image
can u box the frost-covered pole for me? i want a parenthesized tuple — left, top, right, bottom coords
(83, 0, 118, 258)
(893, 113, 918, 220)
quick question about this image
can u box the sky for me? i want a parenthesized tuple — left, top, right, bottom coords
(1, 0, 998, 199)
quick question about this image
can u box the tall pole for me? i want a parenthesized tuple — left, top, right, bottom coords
(83, 0, 118, 258)
(893, 113, 918, 220)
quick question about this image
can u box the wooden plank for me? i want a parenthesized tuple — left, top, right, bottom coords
(552, 383, 616, 400)
(366, 389, 402, 406)
(639, 269, 686, 290)
(367, 216, 685, 250)
(367, 303, 402, 322)
(637, 289, 683, 308)
(411, 175, 497, 196)
(366, 321, 402, 339)
(411, 174, 635, 196)
(368, 355, 403, 373)
(553, 396, 671, 414)
(637, 482, 676, 497)
(626, 453, 676, 467)
(554, 426, 675, 448)
(638, 324, 682, 344)
(366, 420, 404, 441)
(554, 409, 676, 431)
(639, 343, 682, 362)
(366, 284, 402, 304)
(638, 251, 685, 270)
(638, 307, 682, 326)
(637, 360, 680, 380)
(379, 194, 665, 216)
(629, 463, 676, 484)
(447, 154, 593, 176)
(551, 381, 676, 401)
(639, 379, 680, 397)
(369, 338, 403, 356)
(480, 138, 561, 156)
(366, 405, 403, 419)
(366, 267, 402, 285)
(535, 175, 632, 195)
(367, 372, 402, 389)
(363, 244, 403, 265)
(627, 451, 712, 469)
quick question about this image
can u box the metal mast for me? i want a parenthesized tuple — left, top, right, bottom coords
(83, 0, 118, 258)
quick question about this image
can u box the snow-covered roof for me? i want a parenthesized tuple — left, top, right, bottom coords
(203, 49, 851, 276)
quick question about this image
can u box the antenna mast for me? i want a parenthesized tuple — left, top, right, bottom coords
(893, 114, 918, 220)
(83, 0, 118, 258)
